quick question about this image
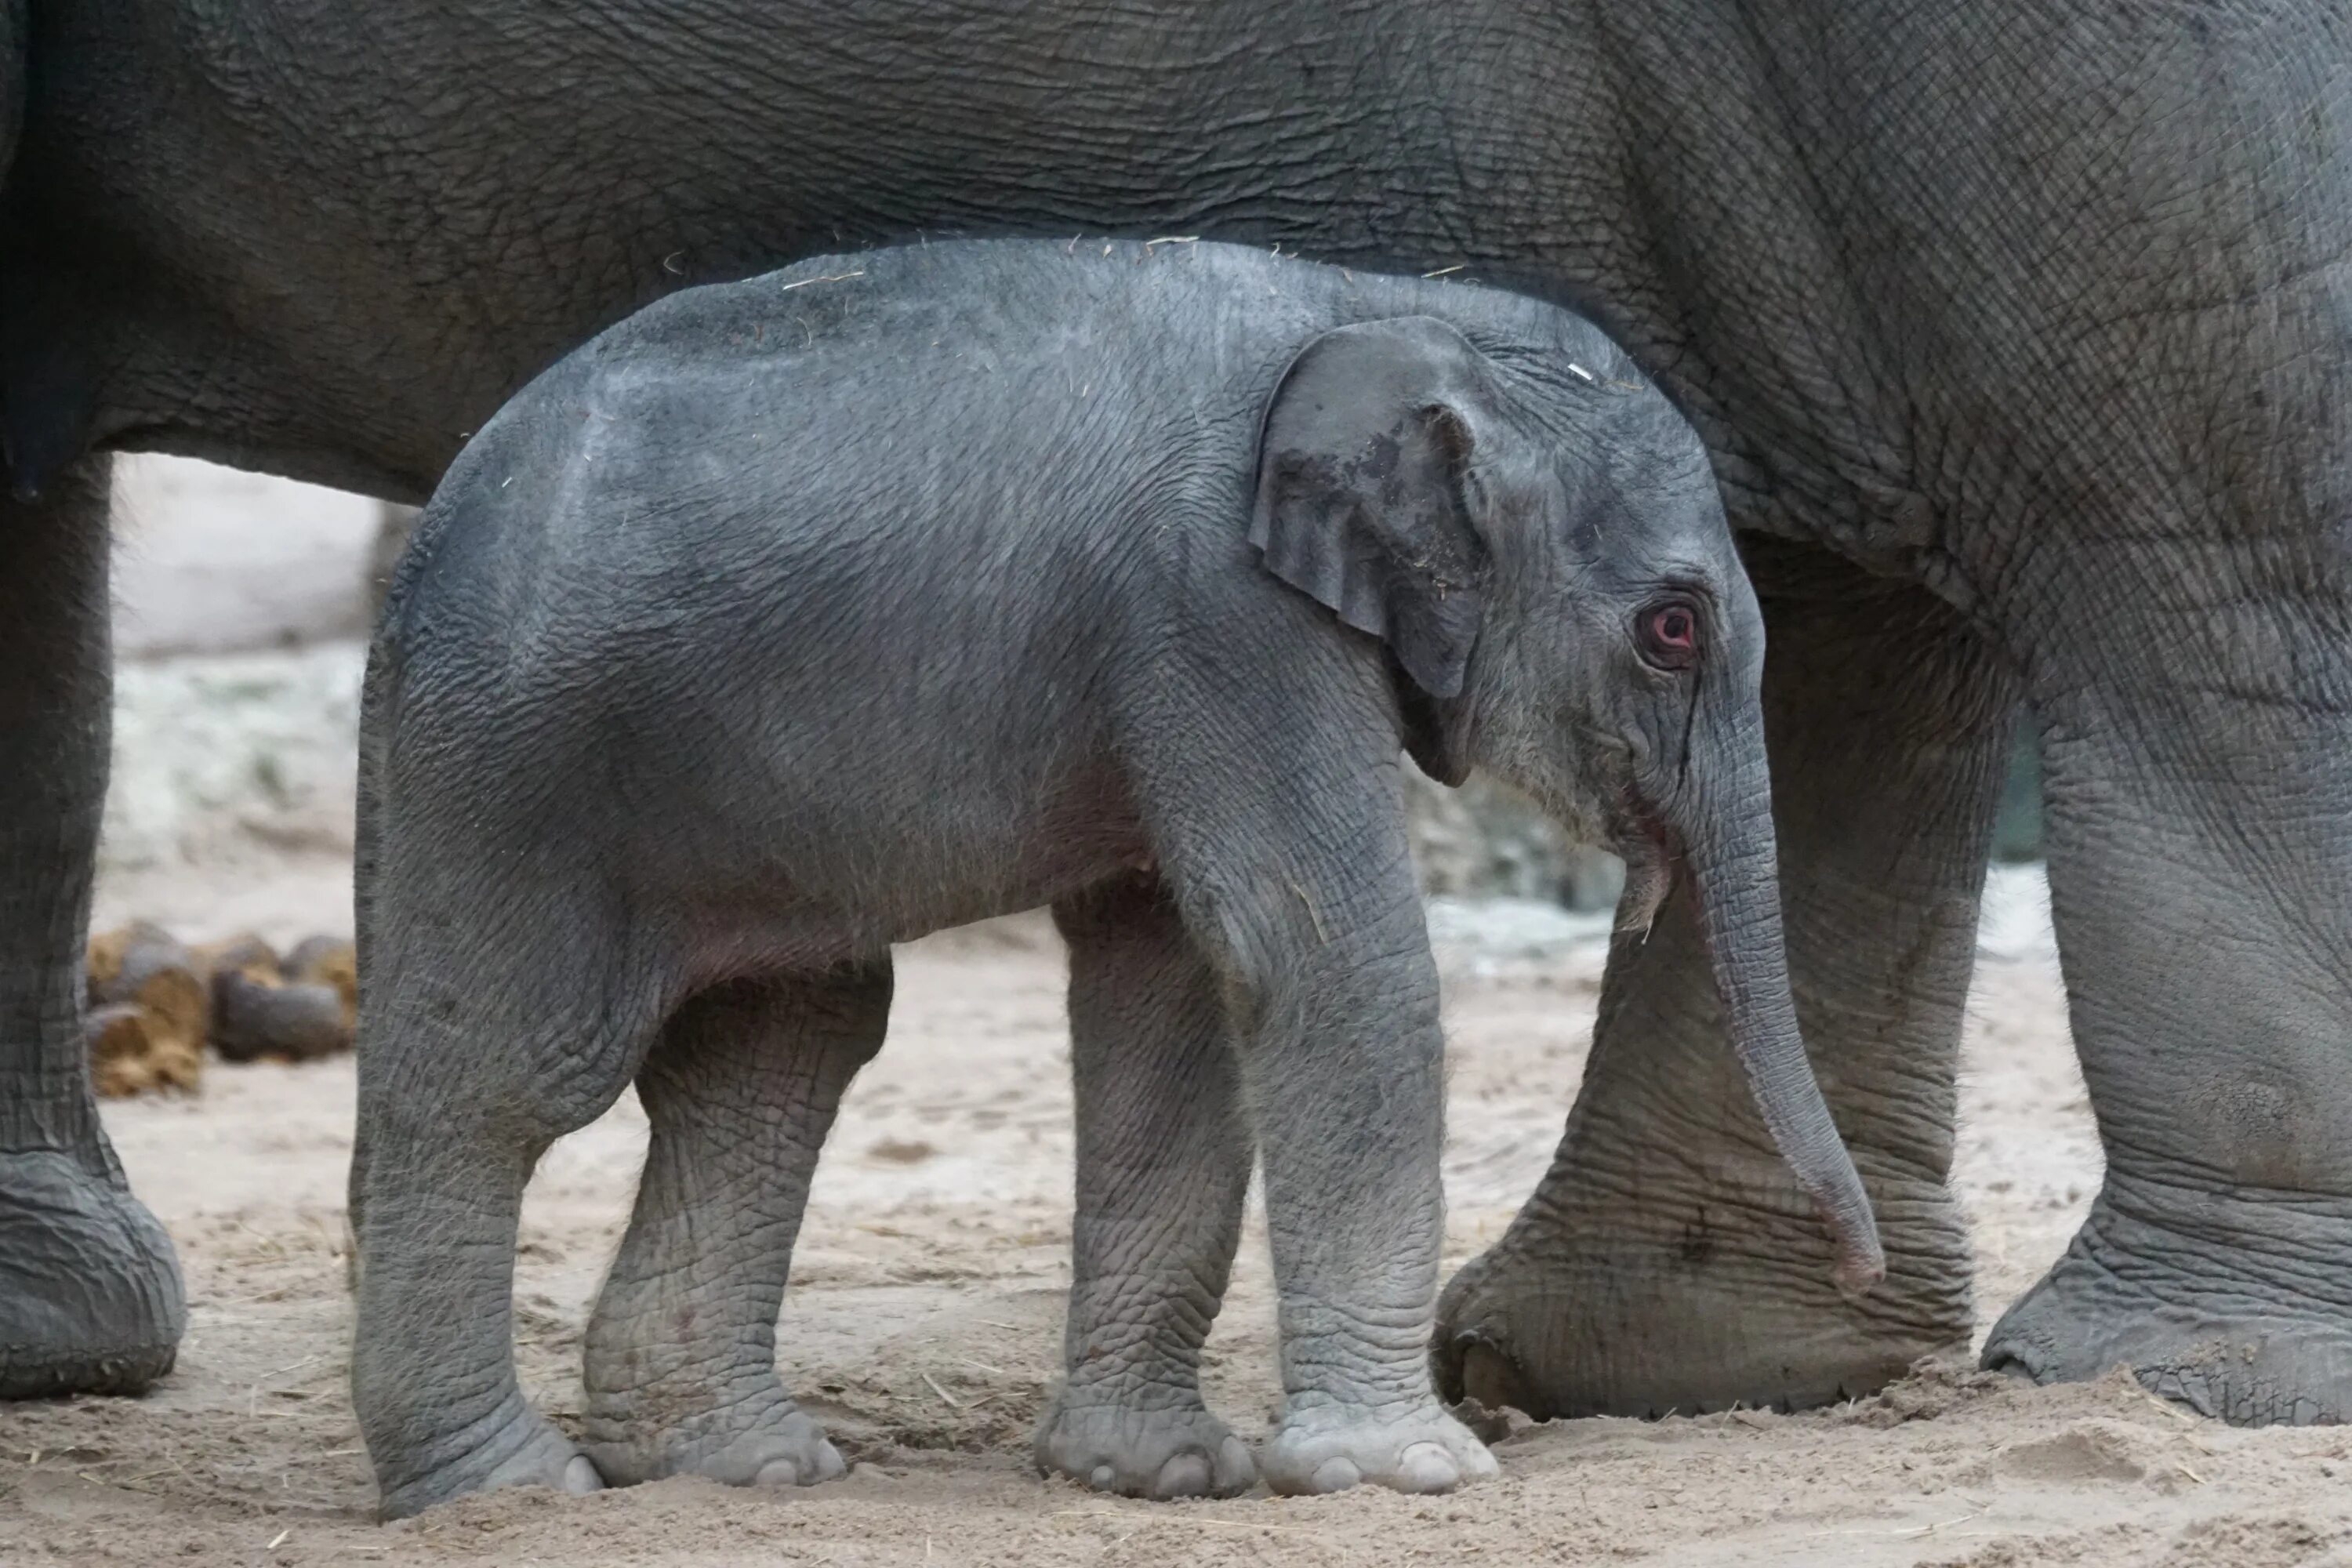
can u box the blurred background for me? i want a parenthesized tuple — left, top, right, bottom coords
(97, 457, 388, 942)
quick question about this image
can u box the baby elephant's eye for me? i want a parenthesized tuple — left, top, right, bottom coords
(1635, 600, 1701, 671)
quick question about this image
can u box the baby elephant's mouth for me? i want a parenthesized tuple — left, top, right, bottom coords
(1607, 797, 1681, 938)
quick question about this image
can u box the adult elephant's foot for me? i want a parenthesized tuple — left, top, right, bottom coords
(1992, 535, 2352, 1425)
(1983, 1176, 2352, 1425)
(586, 1387, 847, 1490)
(1033, 1387, 1256, 1499)
(0, 1149, 185, 1398)
(1436, 1151, 1972, 1417)
(374, 1396, 601, 1519)
(1257, 1399, 1497, 1496)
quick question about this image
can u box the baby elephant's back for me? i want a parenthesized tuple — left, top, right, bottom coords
(566, 238, 1319, 528)
(433, 243, 1346, 652)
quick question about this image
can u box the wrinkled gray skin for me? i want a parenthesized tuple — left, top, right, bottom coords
(5, 0, 2351, 1438)
(351, 239, 1876, 1515)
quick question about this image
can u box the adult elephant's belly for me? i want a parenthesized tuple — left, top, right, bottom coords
(10, 0, 2352, 1429)
(7, 0, 1512, 502)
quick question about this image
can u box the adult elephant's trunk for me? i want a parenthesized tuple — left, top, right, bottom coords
(1668, 748, 1885, 1298)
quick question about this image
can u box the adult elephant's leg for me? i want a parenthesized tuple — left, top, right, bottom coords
(0, 455, 187, 1399)
(1980, 565, 2352, 1423)
(1437, 542, 2014, 1417)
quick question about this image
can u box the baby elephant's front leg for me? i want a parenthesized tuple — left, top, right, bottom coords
(1223, 869, 1497, 1497)
(1039, 877, 1258, 1500)
(583, 964, 889, 1489)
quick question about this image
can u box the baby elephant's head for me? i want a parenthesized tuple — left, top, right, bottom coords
(1250, 312, 1882, 1296)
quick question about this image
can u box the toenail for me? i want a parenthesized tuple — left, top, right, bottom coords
(1090, 1464, 1116, 1491)
(1309, 1457, 1363, 1493)
(561, 1455, 604, 1494)
(1154, 1453, 1211, 1499)
(1396, 1442, 1461, 1494)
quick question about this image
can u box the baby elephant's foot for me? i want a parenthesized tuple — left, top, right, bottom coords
(1034, 1388, 1258, 1500)
(1258, 1401, 1498, 1497)
(586, 1393, 847, 1490)
(376, 1410, 602, 1520)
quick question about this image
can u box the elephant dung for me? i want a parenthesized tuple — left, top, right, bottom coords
(81, 923, 359, 1088)
(83, 924, 207, 1096)
(283, 935, 358, 1030)
(206, 933, 353, 1063)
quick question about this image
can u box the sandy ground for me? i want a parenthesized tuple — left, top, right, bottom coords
(9, 462, 2350, 1563)
(13, 860, 2352, 1566)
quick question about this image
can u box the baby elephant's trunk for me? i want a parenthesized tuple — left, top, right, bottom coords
(1675, 744, 1885, 1298)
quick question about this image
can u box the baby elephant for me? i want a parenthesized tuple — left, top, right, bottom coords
(349, 238, 1880, 1519)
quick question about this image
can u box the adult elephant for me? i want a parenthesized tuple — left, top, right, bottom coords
(5, 1, 2349, 1432)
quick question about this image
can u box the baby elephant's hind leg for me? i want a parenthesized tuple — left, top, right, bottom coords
(583, 961, 889, 1489)
(1036, 876, 1257, 1501)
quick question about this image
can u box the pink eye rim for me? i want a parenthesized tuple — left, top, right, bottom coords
(1635, 598, 1702, 671)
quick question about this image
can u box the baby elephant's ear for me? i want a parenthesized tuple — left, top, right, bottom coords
(1249, 316, 1494, 700)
